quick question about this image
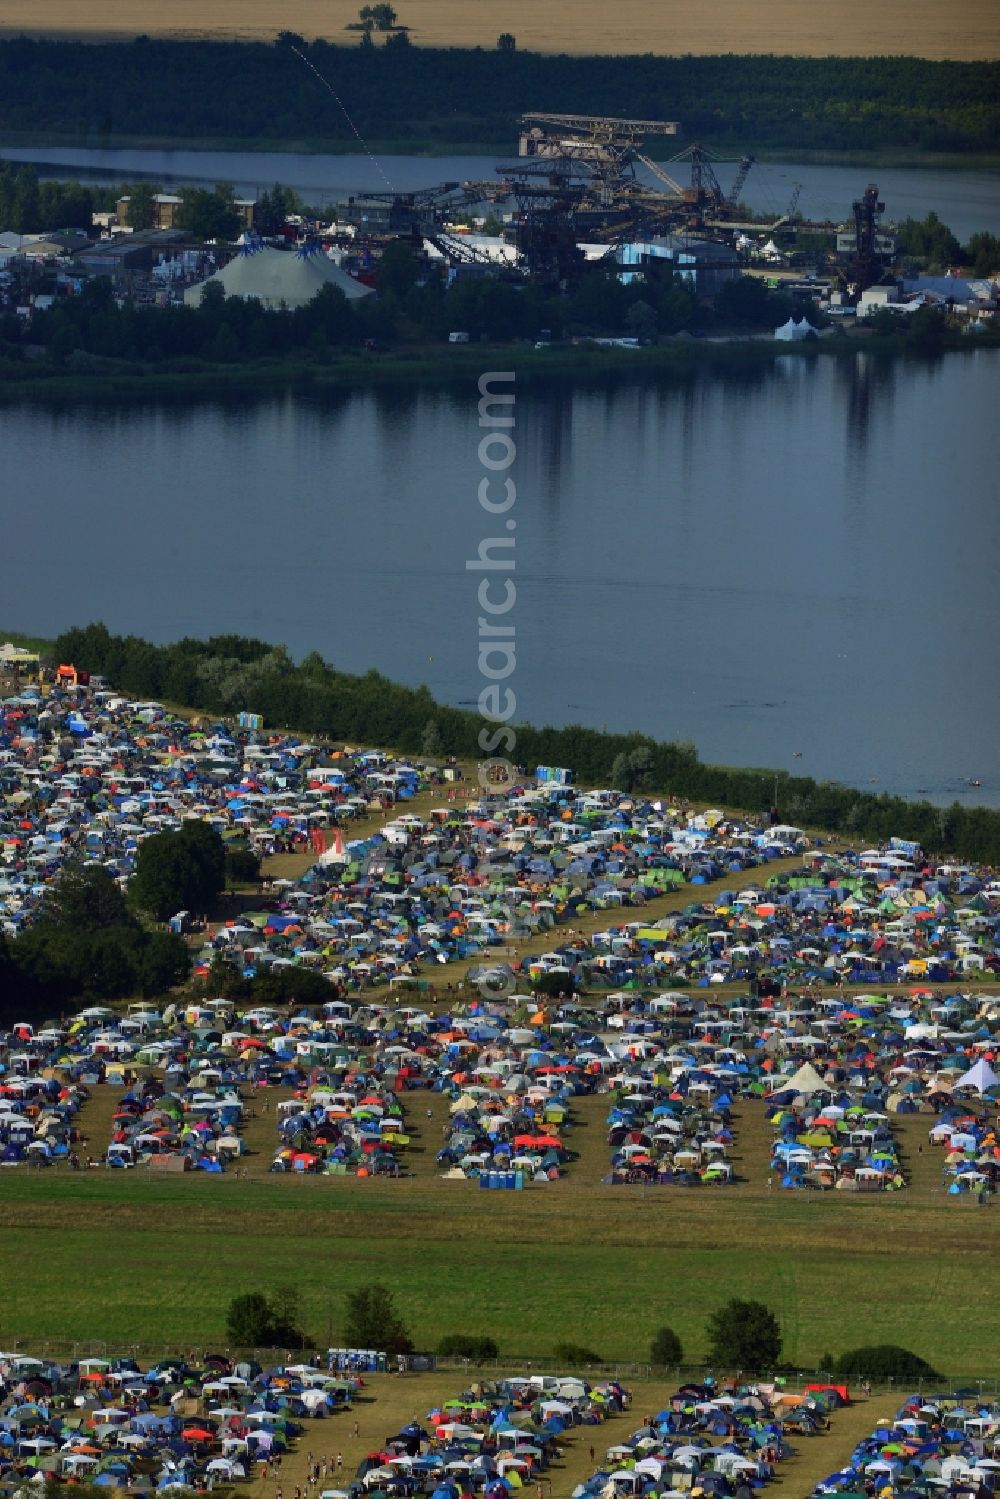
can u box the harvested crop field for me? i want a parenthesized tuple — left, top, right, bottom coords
(1, 0, 996, 59)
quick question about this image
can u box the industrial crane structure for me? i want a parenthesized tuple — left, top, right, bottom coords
(497, 116, 760, 281)
(331, 116, 887, 295)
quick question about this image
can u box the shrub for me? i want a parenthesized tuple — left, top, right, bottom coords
(553, 1341, 603, 1365)
(650, 1326, 684, 1366)
(343, 1283, 413, 1355)
(833, 1346, 939, 1381)
(706, 1299, 782, 1370)
(225, 844, 261, 885)
(531, 971, 580, 998)
(226, 1287, 304, 1347)
(438, 1333, 500, 1360)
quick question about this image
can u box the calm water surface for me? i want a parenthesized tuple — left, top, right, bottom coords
(4, 351, 998, 805)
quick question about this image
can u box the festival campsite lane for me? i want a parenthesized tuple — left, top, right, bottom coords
(233, 1372, 885, 1499)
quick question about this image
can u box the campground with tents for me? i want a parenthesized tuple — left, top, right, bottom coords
(0, 1351, 922, 1499)
(3, 670, 1000, 1439)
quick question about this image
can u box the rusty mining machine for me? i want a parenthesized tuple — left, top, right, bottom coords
(499, 115, 756, 282)
(335, 115, 759, 288)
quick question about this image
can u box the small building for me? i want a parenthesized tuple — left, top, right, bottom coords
(116, 193, 184, 230)
(76, 228, 189, 275)
(152, 195, 183, 230)
(618, 235, 740, 296)
(76, 238, 156, 273)
(0, 643, 41, 690)
(836, 230, 896, 260)
(901, 275, 998, 314)
(20, 229, 92, 259)
(857, 285, 901, 318)
(338, 196, 412, 233)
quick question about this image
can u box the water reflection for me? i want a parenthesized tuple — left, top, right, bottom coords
(3, 352, 996, 802)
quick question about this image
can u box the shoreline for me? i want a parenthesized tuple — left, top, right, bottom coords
(1, 332, 996, 405)
(2, 131, 999, 171)
(11, 625, 1000, 818)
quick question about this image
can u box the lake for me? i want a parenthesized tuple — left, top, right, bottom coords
(2, 144, 998, 241)
(4, 349, 998, 805)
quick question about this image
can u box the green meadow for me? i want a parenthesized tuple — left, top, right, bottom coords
(3, 1154, 996, 1373)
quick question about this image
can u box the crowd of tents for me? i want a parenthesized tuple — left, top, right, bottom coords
(0, 1350, 360, 1491)
(573, 1379, 849, 1499)
(357, 1374, 849, 1499)
(0, 681, 431, 946)
(355, 1374, 629, 1497)
(8, 683, 1000, 1000)
(814, 1391, 1000, 1499)
(3, 981, 1000, 1185)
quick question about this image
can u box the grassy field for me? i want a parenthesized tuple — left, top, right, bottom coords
(1, 0, 995, 58)
(2, 1131, 997, 1373)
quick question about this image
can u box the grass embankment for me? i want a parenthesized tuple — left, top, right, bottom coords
(2, 333, 996, 406)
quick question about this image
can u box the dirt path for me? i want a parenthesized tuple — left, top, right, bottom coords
(402, 1089, 452, 1179)
(567, 1092, 611, 1184)
(74, 1083, 123, 1167)
(731, 1100, 773, 1189)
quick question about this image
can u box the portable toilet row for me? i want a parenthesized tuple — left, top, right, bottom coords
(326, 1348, 387, 1372)
(535, 766, 573, 785)
(479, 1170, 525, 1190)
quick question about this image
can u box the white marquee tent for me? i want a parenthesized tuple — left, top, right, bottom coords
(184, 245, 373, 310)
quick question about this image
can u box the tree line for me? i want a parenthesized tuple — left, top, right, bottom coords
(2, 250, 827, 374)
(51, 621, 1000, 864)
(0, 162, 305, 238)
(0, 38, 995, 155)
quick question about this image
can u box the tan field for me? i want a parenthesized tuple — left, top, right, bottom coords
(1, 0, 997, 59)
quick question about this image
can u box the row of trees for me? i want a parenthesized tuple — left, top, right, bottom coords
(896, 211, 1000, 277)
(226, 1283, 412, 1352)
(2, 259, 828, 375)
(0, 162, 306, 238)
(0, 39, 995, 154)
(50, 621, 1000, 864)
(222, 1287, 938, 1381)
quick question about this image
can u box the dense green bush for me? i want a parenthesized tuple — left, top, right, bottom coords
(343, 1284, 413, 1355)
(553, 1341, 604, 1364)
(3, 862, 190, 1025)
(130, 820, 226, 920)
(530, 971, 581, 998)
(706, 1299, 782, 1370)
(225, 844, 263, 886)
(226, 1287, 305, 1347)
(833, 1345, 939, 1381)
(650, 1326, 684, 1366)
